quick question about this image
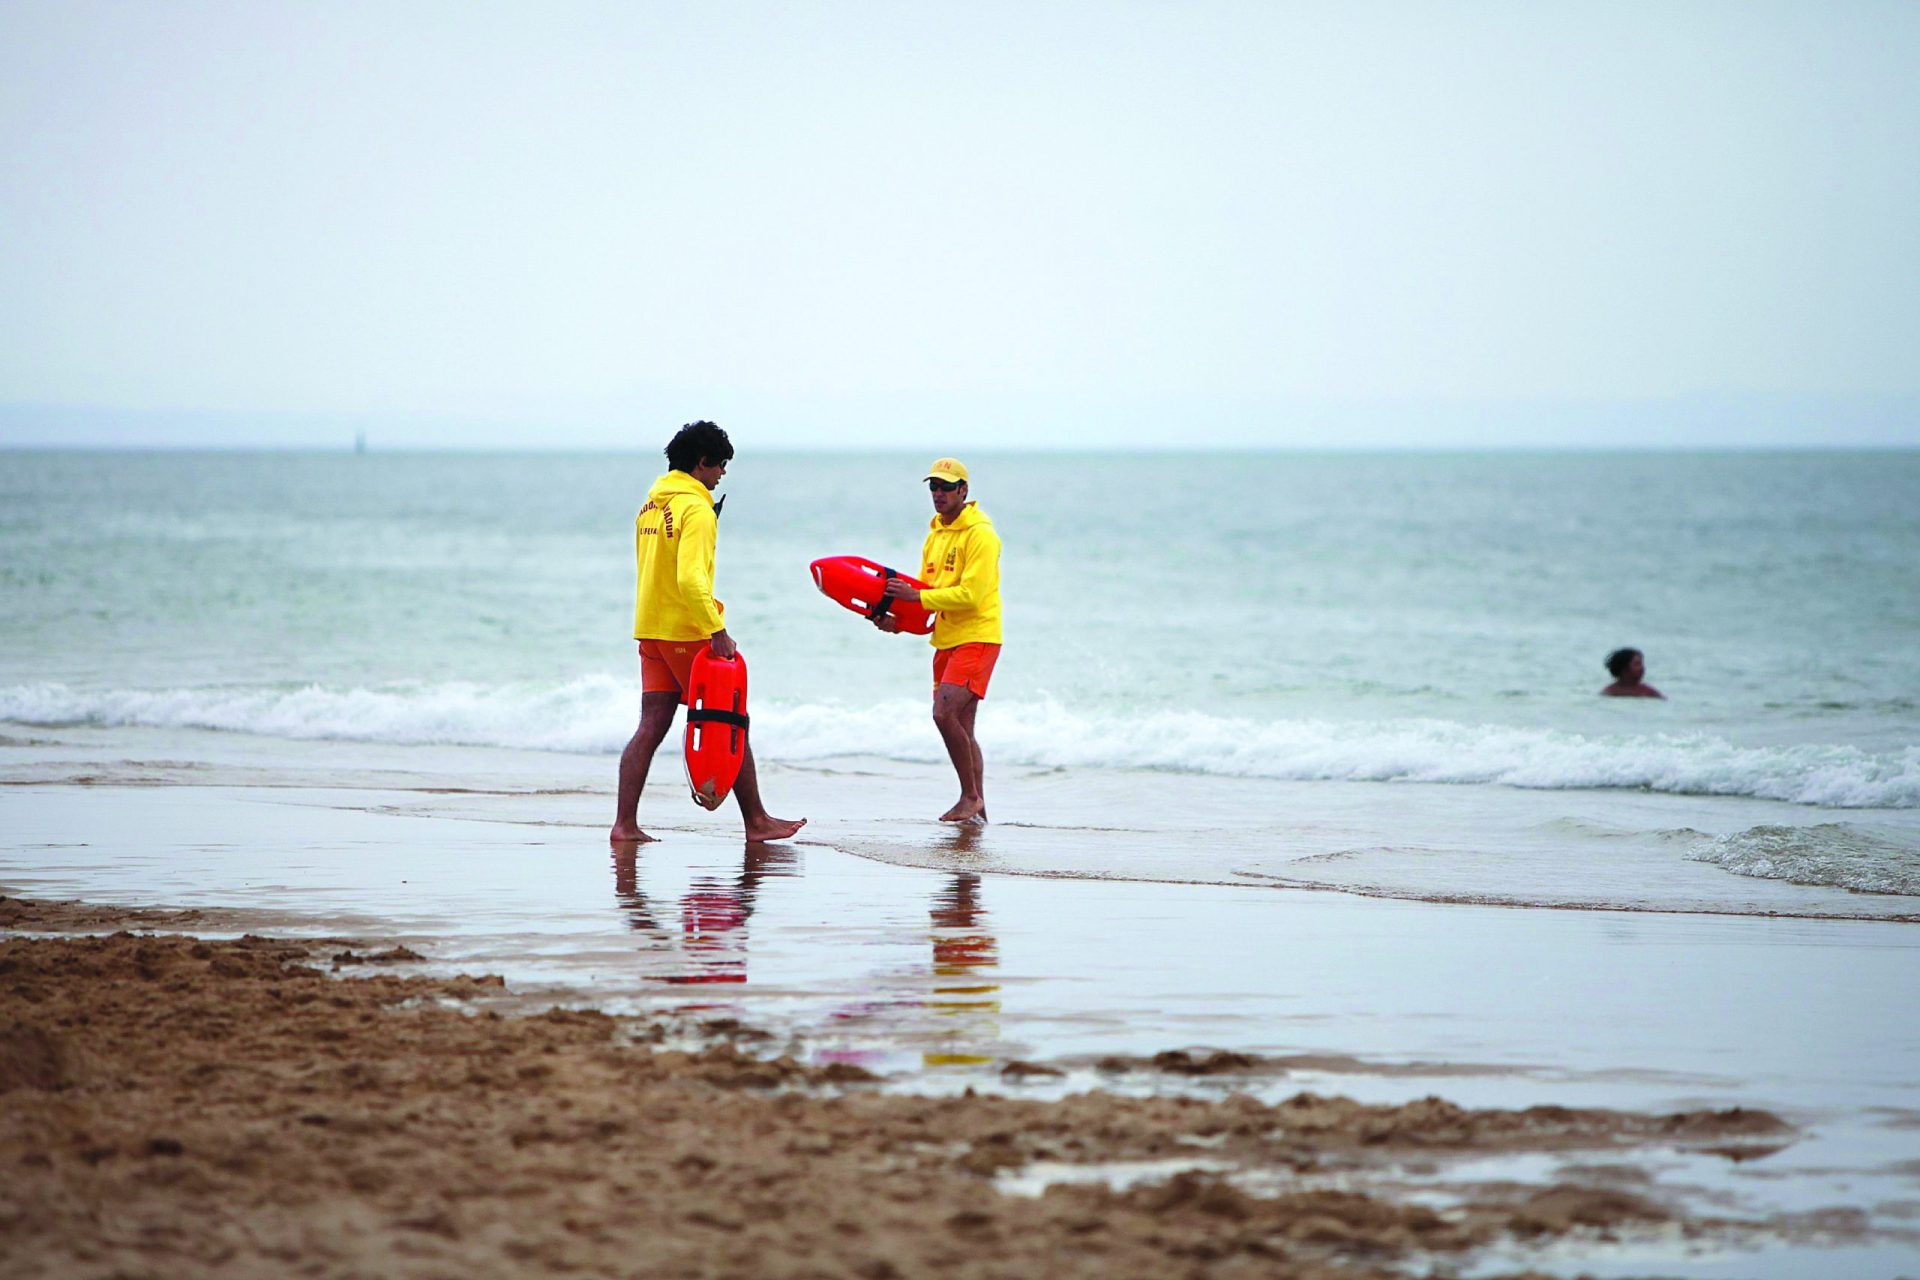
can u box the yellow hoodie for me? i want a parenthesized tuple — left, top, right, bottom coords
(632, 471, 726, 642)
(919, 503, 1002, 648)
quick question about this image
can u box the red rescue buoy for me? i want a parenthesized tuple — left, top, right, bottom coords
(683, 649, 748, 810)
(809, 555, 936, 635)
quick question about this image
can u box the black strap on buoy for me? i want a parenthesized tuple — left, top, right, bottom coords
(865, 566, 897, 621)
(687, 708, 749, 731)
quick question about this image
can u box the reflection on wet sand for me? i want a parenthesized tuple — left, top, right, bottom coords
(609, 830, 1005, 1066)
(925, 826, 1001, 1067)
(926, 872, 1001, 1065)
(611, 843, 799, 988)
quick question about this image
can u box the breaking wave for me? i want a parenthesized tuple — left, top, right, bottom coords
(4, 680, 1917, 809)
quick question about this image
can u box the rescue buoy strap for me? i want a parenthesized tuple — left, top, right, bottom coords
(865, 565, 897, 621)
(687, 708, 750, 730)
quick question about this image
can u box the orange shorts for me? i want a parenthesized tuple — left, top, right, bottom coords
(933, 642, 1000, 699)
(638, 639, 704, 701)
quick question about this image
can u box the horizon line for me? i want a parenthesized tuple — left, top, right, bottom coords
(5, 441, 1918, 456)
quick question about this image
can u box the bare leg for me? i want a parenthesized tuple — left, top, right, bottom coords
(611, 691, 680, 843)
(731, 745, 807, 842)
(933, 683, 986, 823)
(965, 699, 986, 822)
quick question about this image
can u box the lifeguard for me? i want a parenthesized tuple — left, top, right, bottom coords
(875, 457, 1003, 824)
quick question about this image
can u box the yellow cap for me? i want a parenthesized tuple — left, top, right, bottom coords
(925, 457, 968, 484)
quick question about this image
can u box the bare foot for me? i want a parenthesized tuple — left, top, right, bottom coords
(939, 798, 986, 824)
(609, 823, 657, 845)
(743, 815, 807, 842)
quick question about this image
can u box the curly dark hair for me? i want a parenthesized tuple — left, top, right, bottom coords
(1605, 647, 1642, 679)
(664, 421, 734, 472)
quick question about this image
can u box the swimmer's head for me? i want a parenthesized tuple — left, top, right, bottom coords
(1605, 647, 1643, 679)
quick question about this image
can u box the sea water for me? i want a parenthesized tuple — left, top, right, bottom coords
(2, 448, 1917, 913)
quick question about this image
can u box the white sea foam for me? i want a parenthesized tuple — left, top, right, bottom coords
(0, 679, 636, 755)
(1685, 824, 1920, 896)
(4, 681, 1918, 809)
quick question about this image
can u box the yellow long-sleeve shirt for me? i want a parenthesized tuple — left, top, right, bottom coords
(919, 503, 1002, 648)
(632, 471, 726, 642)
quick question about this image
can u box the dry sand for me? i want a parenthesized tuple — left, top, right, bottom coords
(0, 896, 1816, 1280)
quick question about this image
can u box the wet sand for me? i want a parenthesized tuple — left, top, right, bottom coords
(0, 901, 1823, 1280)
(5, 729, 1920, 1276)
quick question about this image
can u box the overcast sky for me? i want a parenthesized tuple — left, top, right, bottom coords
(3, 1, 1917, 449)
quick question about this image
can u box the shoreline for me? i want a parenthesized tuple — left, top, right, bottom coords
(7, 722, 1917, 922)
(1, 897, 1860, 1280)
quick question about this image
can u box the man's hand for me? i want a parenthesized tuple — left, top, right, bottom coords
(881, 579, 922, 603)
(708, 629, 738, 659)
(871, 615, 900, 634)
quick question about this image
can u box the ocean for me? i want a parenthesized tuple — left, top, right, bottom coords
(3, 448, 1918, 914)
